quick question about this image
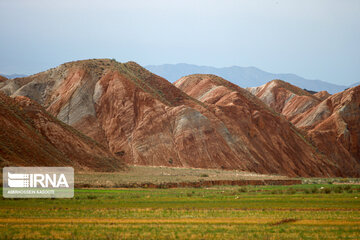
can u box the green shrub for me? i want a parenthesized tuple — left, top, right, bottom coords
(333, 186, 343, 193)
(286, 188, 296, 194)
(187, 191, 195, 197)
(238, 187, 247, 193)
(311, 187, 319, 193)
(320, 187, 332, 194)
(200, 174, 209, 177)
(87, 195, 97, 199)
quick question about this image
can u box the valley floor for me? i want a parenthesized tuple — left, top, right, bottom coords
(74, 165, 290, 188)
(1, 184, 360, 239)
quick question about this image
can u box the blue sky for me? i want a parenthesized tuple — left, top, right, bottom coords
(0, 0, 359, 85)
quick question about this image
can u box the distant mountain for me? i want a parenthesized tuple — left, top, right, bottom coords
(348, 82, 360, 88)
(0, 73, 28, 79)
(145, 63, 348, 94)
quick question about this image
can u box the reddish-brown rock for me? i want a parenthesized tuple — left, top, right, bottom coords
(248, 80, 360, 176)
(0, 75, 7, 82)
(2, 59, 251, 171)
(0, 92, 124, 171)
(175, 74, 356, 177)
(314, 91, 331, 101)
(1, 60, 357, 177)
(296, 86, 360, 174)
(247, 80, 322, 122)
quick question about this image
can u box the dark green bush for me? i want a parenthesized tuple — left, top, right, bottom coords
(311, 187, 319, 193)
(320, 187, 332, 194)
(333, 186, 343, 193)
(286, 188, 296, 194)
(87, 195, 97, 199)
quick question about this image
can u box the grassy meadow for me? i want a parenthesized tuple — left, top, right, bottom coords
(1, 183, 360, 239)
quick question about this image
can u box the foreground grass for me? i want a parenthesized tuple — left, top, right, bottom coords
(0, 184, 360, 239)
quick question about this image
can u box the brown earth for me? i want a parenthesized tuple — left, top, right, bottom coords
(247, 80, 322, 122)
(174, 74, 358, 177)
(314, 91, 331, 101)
(296, 85, 360, 175)
(0, 75, 7, 82)
(1, 59, 358, 177)
(0, 92, 124, 171)
(3, 60, 267, 173)
(248, 80, 360, 176)
(76, 179, 302, 189)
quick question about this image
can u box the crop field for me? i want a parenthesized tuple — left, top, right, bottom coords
(1, 184, 360, 239)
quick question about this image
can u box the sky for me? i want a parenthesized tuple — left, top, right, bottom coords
(0, 0, 359, 85)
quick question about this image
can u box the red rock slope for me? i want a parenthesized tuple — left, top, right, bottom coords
(0, 92, 124, 171)
(0, 75, 7, 82)
(2, 60, 253, 171)
(314, 91, 331, 101)
(1, 59, 356, 177)
(174, 74, 358, 177)
(248, 80, 360, 176)
(296, 85, 360, 175)
(247, 80, 322, 122)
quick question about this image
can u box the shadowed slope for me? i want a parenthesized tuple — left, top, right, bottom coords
(0, 92, 124, 171)
(0, 75, 7, 82)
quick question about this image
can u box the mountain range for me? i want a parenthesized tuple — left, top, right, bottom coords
(0, 73, 28, 79)
(146, 63, 352, 94)
(0, 59, 359, 177)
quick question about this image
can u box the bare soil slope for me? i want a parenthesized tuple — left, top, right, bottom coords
(0, 92, 124, 171)
(297, 86, 360, 175)
(0, 75, 7, 82)
(248, 80, 360, 176)
(174, 74, 358, 177)
(247, 80, 322, 122)
(2, 60, 357, 177)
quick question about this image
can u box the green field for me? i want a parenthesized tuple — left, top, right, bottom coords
(1, 184, 360, 239)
